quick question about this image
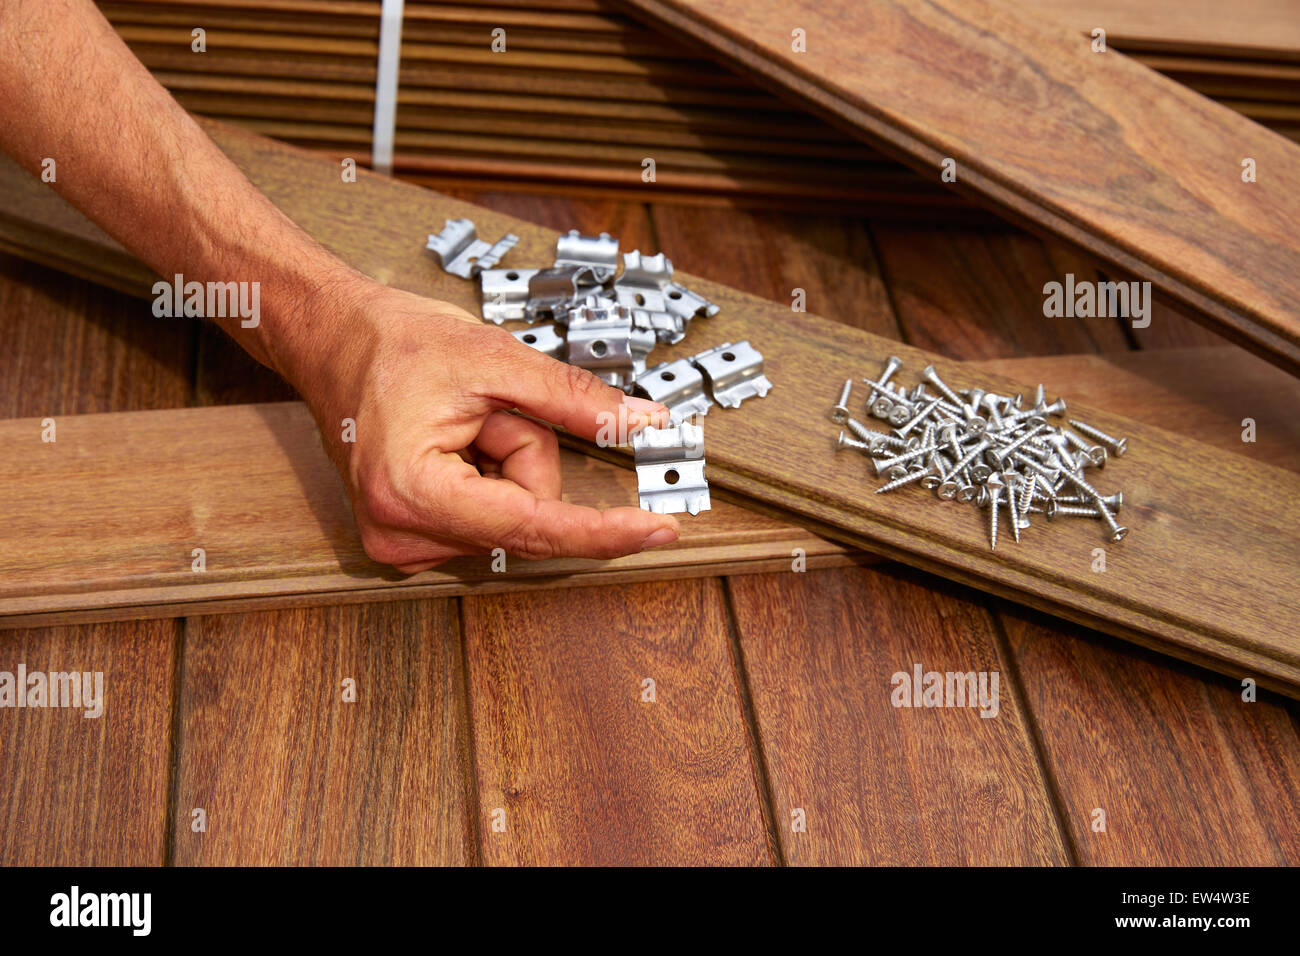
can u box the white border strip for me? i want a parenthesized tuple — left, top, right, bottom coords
(371, 0, 405, 175)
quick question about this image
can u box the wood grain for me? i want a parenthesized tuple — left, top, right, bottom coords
(984, 348, 1300, 473)
(0, 618, 179, 865)
(1001, 603, 1300, 864)
(729, 566, 1069, 864)
(170, 601, 472, 864)
(461, 579, 774, 864)
(870, 225, 1131, 359)
(1028, 0, 1300, 60)
(615, 0, 1300, 373)
(1, 120, 1296, 695)
(0, 402, 854, 627)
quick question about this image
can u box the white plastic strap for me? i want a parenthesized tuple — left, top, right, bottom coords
(371, 0, 404, 175)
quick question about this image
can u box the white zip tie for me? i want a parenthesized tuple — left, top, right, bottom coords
(371, 0, 404, 176)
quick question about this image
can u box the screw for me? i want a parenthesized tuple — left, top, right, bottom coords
(986, 474, 1003, 550)
(1018, 469, 1036, 520)
(921, 365, 964, 408)
(941, 438, 990, 482)
(875, 466, 933, 494)
(981, 393, 1004, 431)
(845, 417, 897, 450)
(1058, 471, 1128, 540)
(1003, 472, 1023, 543)
(875, 442, 936, 472)
(835, 431, 872, 454)
(990, 422, 1045, 465)
(863, 355, 902, 405)
(829, 379, 854, 424)
(1068, 419, 1128, 456)
(1059, 491, 1122, 512)
(1052, 504, 1105, 519)
(894, 397, 942, 438)
(1092, 500, 1129, 541)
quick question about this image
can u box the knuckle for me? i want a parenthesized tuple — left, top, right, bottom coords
(499, 514, 557, 561)
(358, 526, 416, 567)
(355, 472, 411, 531)
(557, 361, 607, 402)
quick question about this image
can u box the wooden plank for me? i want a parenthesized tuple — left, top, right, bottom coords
(615, 0, 1300, 374)
(461, 579, 773, 864)
(649, 202, 899, 338)
(170, 601, 472, 864)
(870, 225, 1130, 358)
(1028, 0, 1300, 61)
(729, 567, 1069, 864)
(0, 618, 179, 865)
(0, 252, 192, 414)
(1001, 603, 1300, 864)
(1, 120, 1295, 695)
(984, 348, 1300, 473)
(0, 402, 854, 626)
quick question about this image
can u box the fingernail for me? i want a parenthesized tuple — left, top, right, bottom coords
(622, 395, 669, 426)
(641, 526, 679, 549)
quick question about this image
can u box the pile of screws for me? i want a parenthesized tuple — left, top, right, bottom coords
(831, 356, 1131, 549)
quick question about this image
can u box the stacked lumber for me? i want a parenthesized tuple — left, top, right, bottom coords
(95, 0, 1300, 207)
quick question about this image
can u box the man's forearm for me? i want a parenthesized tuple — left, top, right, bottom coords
(0, 0, 359, 383)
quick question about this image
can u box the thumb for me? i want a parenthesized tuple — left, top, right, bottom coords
(482, 342, 670, 443)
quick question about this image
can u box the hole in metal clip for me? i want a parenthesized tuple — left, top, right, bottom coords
(668, 290, 682, 299)
(661, 371, 676, 381)
(664, 468, 680, 485)
(506, 271, 519, 280)
(590, 340, 608, 357)
(634, 293, 646, 306)
(721, 351, 736, 361)
(522, 334, 537, 344)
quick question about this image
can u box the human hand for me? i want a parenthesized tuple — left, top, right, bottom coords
(284, 281, 681, 573)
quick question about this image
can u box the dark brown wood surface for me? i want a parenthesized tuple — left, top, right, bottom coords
(170, 602, 473, 864)
(616, 0, 1300, 373)
(463, 580, 774, 865)
(0, 617, 179, 865)
(729, 567, 1069, 865)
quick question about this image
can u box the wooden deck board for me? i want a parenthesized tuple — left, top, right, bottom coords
(170, 602, 473, 865)
(0, 618, 179, 865)
(461, 580, 774, 865)
(729, 566, 1070, 865)
(1002, 603, 1300, 865)
(0, 255, 190, 865)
